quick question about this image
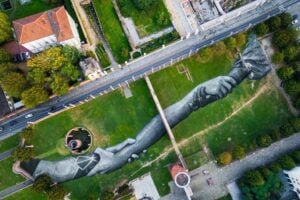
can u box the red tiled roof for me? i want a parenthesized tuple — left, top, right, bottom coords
(13, 6, 74, 44)
(169, 163, 185, 179)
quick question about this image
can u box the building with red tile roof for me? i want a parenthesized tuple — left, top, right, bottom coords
(12, 6, 81, 53)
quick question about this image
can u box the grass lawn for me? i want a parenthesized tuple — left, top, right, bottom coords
(117, 0, 171, 37)
(0, 157, 25, 191)
(92, 0, 131, 63)
(0, 45, 292, 199)
(0, 134, 19, 152)
(149, 51, 292, 156)
(4, 187, 46, 200)
(4, 0, 62, 20)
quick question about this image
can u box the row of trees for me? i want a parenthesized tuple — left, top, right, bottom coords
(254, 13, 300, 109)
(217, 118, 300, 165)
(0, 46, 82, 108)
(0, 11, 12, 44)
(239, 150, 300, 200)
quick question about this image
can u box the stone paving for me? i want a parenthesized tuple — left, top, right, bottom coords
(190, 132, 300, 200)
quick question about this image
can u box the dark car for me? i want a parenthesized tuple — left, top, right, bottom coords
(9, 120, 17, 126)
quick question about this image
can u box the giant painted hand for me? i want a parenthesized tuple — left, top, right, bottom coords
(22, 35, 271, 183)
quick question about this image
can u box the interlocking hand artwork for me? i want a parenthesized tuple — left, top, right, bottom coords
(21, 35, 271, 183)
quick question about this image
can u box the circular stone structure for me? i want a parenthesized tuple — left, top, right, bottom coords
(174, 172, 190, 188)
(65, 127, 93, 154)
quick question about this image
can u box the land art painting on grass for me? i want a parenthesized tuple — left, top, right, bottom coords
(20, 36, 272, 185)
(5, 37, 292, 199)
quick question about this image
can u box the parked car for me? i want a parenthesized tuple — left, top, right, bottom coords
(25, 113, 33, 119)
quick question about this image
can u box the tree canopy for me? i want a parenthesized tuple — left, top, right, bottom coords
(0, 72, 27, 97)
(131, 0, 156, 10)
(21, 86, 49, 108)
(33, 175, 53, 192)
(0, 12, 12, 44)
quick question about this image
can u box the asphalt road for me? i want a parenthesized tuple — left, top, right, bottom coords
(0, 0, 299, 140)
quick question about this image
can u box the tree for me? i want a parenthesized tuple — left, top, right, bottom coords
(245, 170, 265, 186)
(100, 191, 114, 200)
(279, 13, 292, 28)
(0, 62, 16, 81)
(269, 162, 282, 173)
(155, 12, 169, 26)
(279, 122, 295, 137)
(283, 45, 300, 63)
(259, 167, 273, 179)
(277, 67, 294, 80)
(257, 135, 272, 147)
(254, 23, 269, 36)
(233, 146, 245, 160)
(278, 155, 296, 170)
(50, 75, 69, 96)
(284, 80, 300, 97)
(33, 175, 53, 192)
(212, 41, 226, 55)
(0, 72, 27, 97)
(218, 151, 232, 165)
(291, 118, 300, 131)
(20, 127, 34, 143)
(0, 12, 12, 44)
(27, 47, 67, 71)
(200, 47, 213, 60)
(131, 0, 156, 10)
(235, 33, 247, 47)
(21, 86, 49, 108)
(0, 48, 11, 62)
(271, 52, 284, 64)
(27, 68, 47, 85)
(62, 45, 81, 64)
(224, 37, 237, 49)
(291, 151, 300, 163)
(267, 16, 281, 31)
(46, 184, 67, 200)
(61, 63, 80, 81)
(12, 146, 33, 162)
(272, 28, 298, 48)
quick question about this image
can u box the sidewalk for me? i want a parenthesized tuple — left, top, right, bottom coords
(0, 179, 33, 199)
(0, 148, 14, 161)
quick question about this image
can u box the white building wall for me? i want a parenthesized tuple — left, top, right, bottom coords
(63, 12, 81, 48)
(22, 35, 57, 53)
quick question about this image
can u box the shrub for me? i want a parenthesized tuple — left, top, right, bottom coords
(218, 151, 232, 165)
(291, 151, 300, 163)
(233, 146, 245, 160)
(279, 122, 295, 137)
(132, 51, 141, 59)
(291, 118, 300, 131)
(245, 170, 265, 186)
(46, 184, 67, 200)
(33, 175, 53, 192)
(277, 67, 295, 81)
(257, 135, 272, 147)
(269, 162, 282, 173)
(20, 126, 34, 144)
(278, 155, 296, 170)
(254, 23, 269, 36)
(12, 147, 34, 162)
(100, 191, 114, 200)
(272, 52, 284, 64)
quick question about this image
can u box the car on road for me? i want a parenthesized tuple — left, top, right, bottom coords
(9, 120, 17, 126)
(25, 113, 33, 119)
(0, 126, 4, 132)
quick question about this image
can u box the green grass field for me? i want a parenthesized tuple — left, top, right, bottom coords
(4, 0, 62, 20)
(117, 0, 171, 37)
(0, 46, 293, 199)
(0, 157, 24, 191)
(0, 134, 19, 153)
(92, 0, 131, 63)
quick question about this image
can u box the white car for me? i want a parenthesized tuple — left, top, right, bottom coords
(25, 113, 33, 119)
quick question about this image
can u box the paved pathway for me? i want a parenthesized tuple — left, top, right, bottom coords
(0, 179, 33, 199)
(0, 148, 13, 161)
(190, 132, 300, 200)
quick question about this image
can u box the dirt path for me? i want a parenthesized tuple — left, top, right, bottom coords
(134, 82, 270, 173)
